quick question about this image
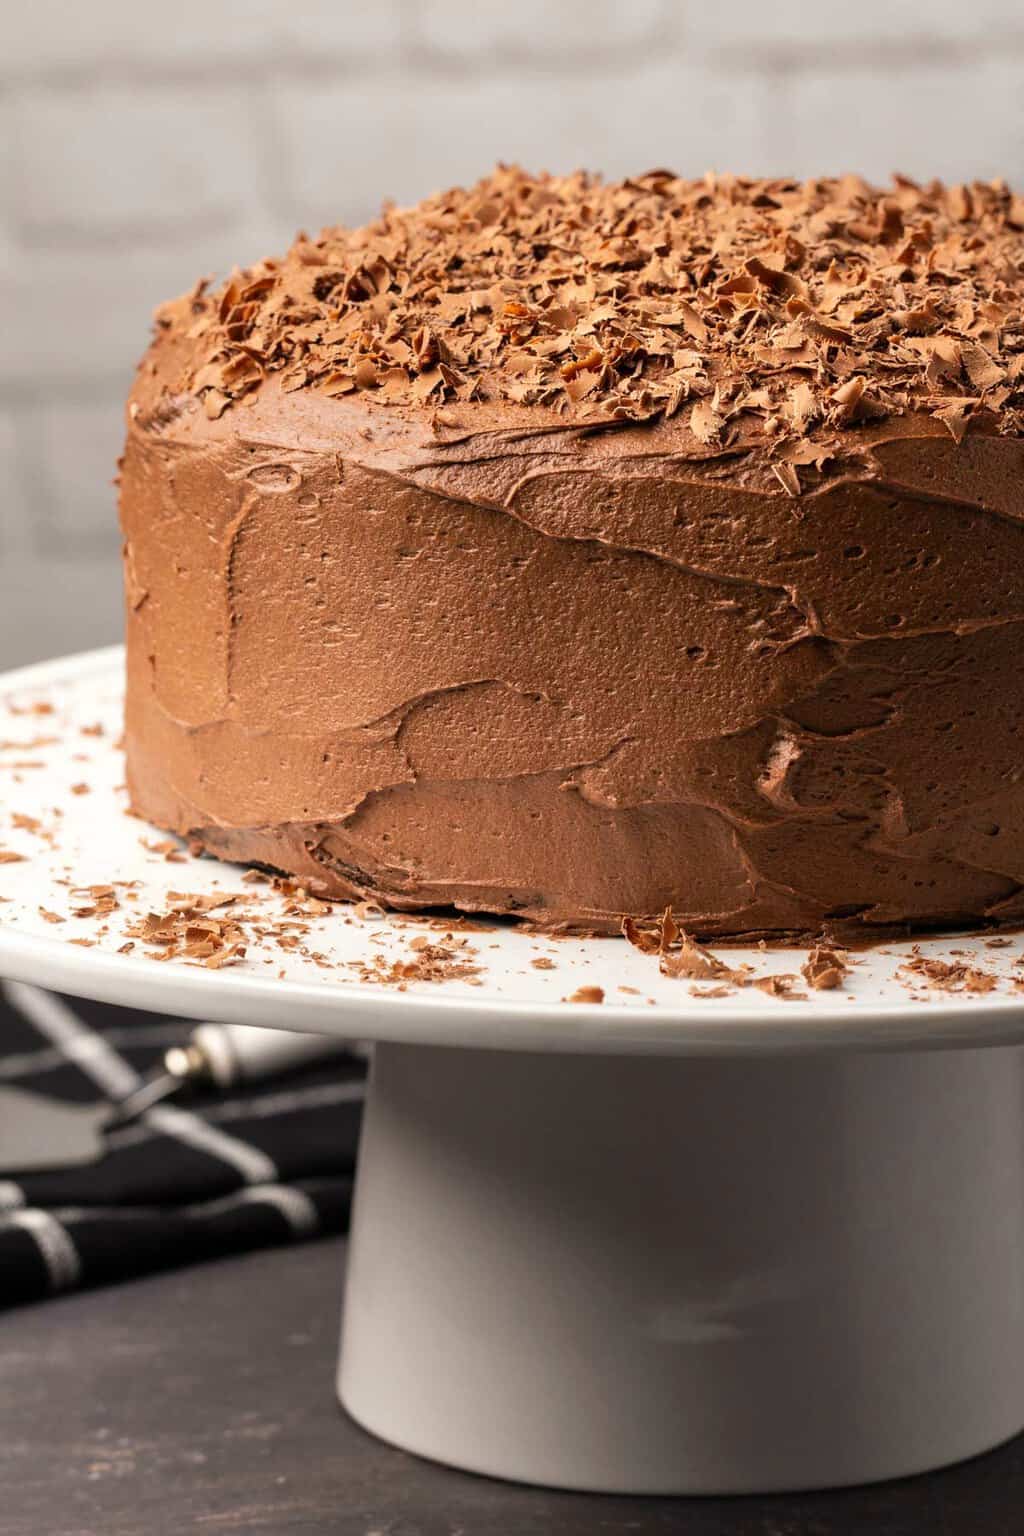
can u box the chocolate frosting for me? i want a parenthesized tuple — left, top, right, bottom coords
(120, 170, 1024, 936)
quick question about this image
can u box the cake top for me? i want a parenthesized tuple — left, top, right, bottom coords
(165, 166, 1024, 473)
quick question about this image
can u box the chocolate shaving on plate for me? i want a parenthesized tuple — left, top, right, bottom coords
(801, 945, 851, 990)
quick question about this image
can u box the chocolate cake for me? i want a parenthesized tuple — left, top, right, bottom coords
(120, 168, 1024, 937)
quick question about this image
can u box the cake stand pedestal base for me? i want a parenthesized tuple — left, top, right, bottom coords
(339, 1042, 1024, 1494)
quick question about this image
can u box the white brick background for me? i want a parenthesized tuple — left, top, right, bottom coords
(2, 0, 1022, 666)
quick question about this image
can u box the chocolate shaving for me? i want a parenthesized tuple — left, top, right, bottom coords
(69, 884, 120, 919)
(772, 461, 801, 497)
(661, 935, 736, 982)
(157, 168, 1024, 459)
(124, 893, 249, 968)
(140, 836, 187, 864)
(621, 914, 660, 954)
(801, 945, 850, 990)
(898, 954, 997, 993)
(622, 908, 752, 985)
(754, 973, 807, 999)
(347, 936, 483, 988)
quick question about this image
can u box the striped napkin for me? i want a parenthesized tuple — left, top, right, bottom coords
(0, 979, 365, 1308)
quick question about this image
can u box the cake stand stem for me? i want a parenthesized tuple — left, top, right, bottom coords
(338, 1041, 1024, 1493)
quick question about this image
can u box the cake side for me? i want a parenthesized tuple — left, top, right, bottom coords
(119, 169, 1024, 936)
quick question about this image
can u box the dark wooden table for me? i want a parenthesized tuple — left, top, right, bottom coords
(2, 1240, 1023, 1535)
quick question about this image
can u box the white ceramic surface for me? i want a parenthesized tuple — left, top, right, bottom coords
(341, 1042, 1024, 1493)
(4, 647, 1024, 1492)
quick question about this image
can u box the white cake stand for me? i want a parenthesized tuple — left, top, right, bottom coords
(4, 647, 1024, 1493)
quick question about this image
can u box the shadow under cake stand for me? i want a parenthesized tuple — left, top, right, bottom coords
(2, 646, 1024, 1494)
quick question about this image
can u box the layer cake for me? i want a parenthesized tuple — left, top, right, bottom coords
(120, 168, 1024, 937)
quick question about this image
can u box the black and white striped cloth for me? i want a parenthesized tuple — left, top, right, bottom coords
(0, 980, 365, 1308)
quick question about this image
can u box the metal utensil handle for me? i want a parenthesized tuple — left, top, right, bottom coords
(191, 1022, 353, 1088)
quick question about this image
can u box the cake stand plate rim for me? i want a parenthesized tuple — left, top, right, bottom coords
(1, 643, 1023, 1059)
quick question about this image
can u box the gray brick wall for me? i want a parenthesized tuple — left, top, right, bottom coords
(2, 0, 1022, 667)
